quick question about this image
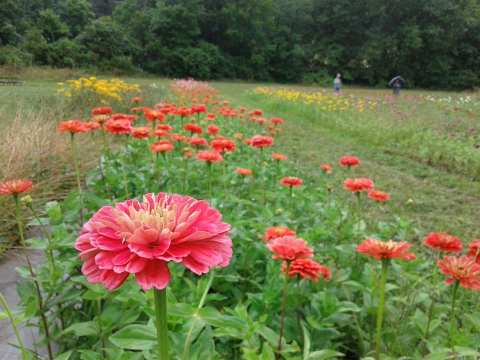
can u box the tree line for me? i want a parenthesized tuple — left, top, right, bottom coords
(1, 0, 480, 88)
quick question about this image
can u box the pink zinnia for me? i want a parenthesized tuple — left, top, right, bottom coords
(75, 193, 232, 291)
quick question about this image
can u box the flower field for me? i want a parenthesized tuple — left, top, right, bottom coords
(1, 78, 480, 360)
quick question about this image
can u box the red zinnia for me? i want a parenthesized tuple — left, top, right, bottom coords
(368, 190, 390, 202)
(357, 239, 416, 261)
(250, 135, 274, 149)
(91, 107, 112, 116)
(250, 109, 263, 116)
(339, 155, 360, 168)
(75, 193, 232, 290)
(211, 138, 236, 153)
(263, 226, 296, 242)
(343, 178, 374, 193)
(423, 232, 463, 253)
(196, 151, 223, 163)
(282, 258, 331, 282)
(437, 256, 480, 290)
(0, 179, 33, 196)
(271, 117, 284, 125)
(131, 96, 143, 103)
(157, 124, 173, 132)
(57, 120, 88, 134)
(267, 236, 313, 261)
(235, 168, 252, 176)
(207, 125, 220, 135)
(280, 177, 303, 188)
(184, 123, 202, 135)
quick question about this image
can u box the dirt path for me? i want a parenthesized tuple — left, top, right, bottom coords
(0, 249, 46, 360)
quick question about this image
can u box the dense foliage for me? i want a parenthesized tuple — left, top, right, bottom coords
(2, 0, 480, 88)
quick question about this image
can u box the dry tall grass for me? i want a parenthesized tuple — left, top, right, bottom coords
(0, 105, 99, 254)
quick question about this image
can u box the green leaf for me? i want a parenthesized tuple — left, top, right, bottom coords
(109, 324, 156, 350)
(63, 321, 99, 337)
(307, 349, 344, 360)
(302, 321, 311, 360)
(54, 351, 73, 360)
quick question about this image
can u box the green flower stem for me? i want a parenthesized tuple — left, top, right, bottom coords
(0, 291, 28, 360)
(182, 271, 215, 360)
(70, 133, 84, 224)
(97, 299, 106, 358)
(375, 260, 389, 360)
(14, 196, 54, 360)
(449, 280, 460, 346)
(27, 204, 56, 276)
(276, 262, 290, 359)
(183, 158, 188, 192)
(154, 288, 169, 360)
(207, 163, 212, 197)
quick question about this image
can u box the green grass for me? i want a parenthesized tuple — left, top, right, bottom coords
(1, 75, 479, 240)
(214, 82, 480, 239)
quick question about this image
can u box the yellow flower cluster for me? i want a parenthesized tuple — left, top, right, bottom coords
(58, 77, 140, 104)
(254, 87, 377, 113)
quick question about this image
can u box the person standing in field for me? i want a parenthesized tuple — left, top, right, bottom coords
(333, 73, 342, 95)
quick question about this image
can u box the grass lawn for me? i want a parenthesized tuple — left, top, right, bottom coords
(1, 75, 479, 241)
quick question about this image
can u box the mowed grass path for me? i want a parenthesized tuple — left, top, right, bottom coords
(215, 82, 480, 240)
(1, 77, 478, 240)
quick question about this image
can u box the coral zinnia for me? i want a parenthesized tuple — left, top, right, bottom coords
(0, 179, 33, 196)
(57, 120, 88, 134)
(189, 137, 208, 147)
(368, 190, 390, 202)
(467, 240, 480, 262)
(282, 258, 331, 282)
(131, 127, 151, 139)
(272, 153, 288, 161)
(250, 135, 274, 148)
(437, 256, 480, 290)
(357, 239, 416, 261)
(343, 178, 374, 193)
(151, 141, 174, 154)
(280, 177, 303, 188)
(339, 155, 360, 168)
(267, 236, 313, 261)
(75, 193, 232, 291)
(235, 168, 252, 176)
(320, 163, 333, 174)
(263, 226, 296, 242)
(105, 119, 132, 135)
(196, 151, 223, 163)
(423, 232, 463, 253)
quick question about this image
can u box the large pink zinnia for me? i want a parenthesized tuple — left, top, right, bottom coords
(75, 193, 232, 291)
